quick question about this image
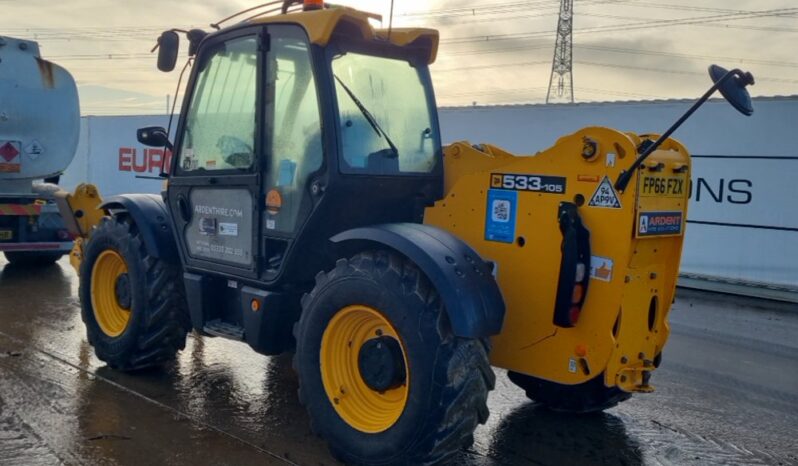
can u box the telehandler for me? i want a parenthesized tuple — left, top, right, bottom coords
(57, 1, 754, 464)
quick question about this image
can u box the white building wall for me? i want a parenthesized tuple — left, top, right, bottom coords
(60, 115, 171, 196)
(62, 96, 798, 293)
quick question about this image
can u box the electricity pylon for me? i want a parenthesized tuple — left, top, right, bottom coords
(546, 0, 574, 103)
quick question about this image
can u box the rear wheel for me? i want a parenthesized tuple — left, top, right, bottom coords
(3, 251, 64, 266)
(507, 371, 631, 414)
(294, 250, 494, 465)
(80, 216, 190, 370)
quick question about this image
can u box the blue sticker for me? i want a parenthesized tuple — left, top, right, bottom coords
(485, 189, 517, 243)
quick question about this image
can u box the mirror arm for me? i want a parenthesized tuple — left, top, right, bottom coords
(614, 68, 748, 193)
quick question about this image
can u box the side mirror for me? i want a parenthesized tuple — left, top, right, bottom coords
(137, 126, 173, 151)
(614, 64, 755, 192)
(709, 64, 755, 116)
(157, 31, 180, 72)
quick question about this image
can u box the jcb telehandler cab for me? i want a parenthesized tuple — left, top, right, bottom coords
(57, 1, 754, 464)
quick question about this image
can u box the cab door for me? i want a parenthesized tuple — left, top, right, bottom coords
(167, 29, 263, 278)
(258, 25, 325, 280)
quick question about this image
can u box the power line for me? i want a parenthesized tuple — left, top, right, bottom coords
(434, 60, 551, 72)
(437, 41, 798, 70)
(574, 44, 798, 69)
(575, 60, 798, 84)
(606, 0, 798, 17)
(440, 7, 798, 45)
(433, 59, 798, 84)
(581, 11, 798, 33)
(397, 0, 559, 19)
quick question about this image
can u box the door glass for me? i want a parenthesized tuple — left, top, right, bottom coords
(178, 36, 258, 172)
(264, 26, 323, 234)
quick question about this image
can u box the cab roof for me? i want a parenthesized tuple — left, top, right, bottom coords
(248, 6, 439, 64)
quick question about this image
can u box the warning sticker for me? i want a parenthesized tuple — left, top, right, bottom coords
(638, 211, 683, 237)
(0, 141, 21, 173)
(24, 140, 45, 160)
(484, 189, 517, 243)
(588, 176, 621, 208)
(590, 255, 614, 282)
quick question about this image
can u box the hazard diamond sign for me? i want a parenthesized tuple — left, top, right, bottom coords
(588, 176, 622, 208)
(0, 141, 21, 173)
(0, 141, 20, 161)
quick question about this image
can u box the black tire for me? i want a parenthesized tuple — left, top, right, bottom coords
(4, 251, 64, 266)
(293, 250, 495, 466)
(79, 215, 190, 371)
(507, 371, 631, 414)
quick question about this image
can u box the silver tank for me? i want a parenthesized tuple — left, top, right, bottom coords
(0, 36, 79, 191)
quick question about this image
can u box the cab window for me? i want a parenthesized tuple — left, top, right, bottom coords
(178, 36, 258, 173)
(332, 52, 438, 175)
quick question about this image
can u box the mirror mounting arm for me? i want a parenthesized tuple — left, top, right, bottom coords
(614, 67, 755, 193)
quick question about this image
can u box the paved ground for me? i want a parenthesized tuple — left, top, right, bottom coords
(0, 255, 796, 466)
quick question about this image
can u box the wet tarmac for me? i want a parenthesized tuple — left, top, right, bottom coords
(1, 256, 796, 466)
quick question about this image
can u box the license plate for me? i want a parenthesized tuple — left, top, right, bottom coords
(639, 174, 687, 198)
(0, 230, 12, 240)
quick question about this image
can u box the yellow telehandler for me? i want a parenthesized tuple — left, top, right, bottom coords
(56, 1, 754, 464)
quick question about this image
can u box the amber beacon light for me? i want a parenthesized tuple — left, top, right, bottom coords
(304, 0, 324, 10)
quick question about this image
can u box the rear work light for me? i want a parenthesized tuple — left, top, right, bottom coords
(553, 202, 590, 327)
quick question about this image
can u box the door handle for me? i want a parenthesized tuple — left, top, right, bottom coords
(177, 195, 191, 223)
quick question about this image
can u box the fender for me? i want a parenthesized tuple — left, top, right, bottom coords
(331, 223, 505, 338)
(100, 194, 179, 264)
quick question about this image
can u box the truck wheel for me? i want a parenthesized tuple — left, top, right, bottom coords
(3, 251, 64, 266)
(293, 250, 494, 466)
(507, 371, 631, 414)
(79, 216, 190, 371)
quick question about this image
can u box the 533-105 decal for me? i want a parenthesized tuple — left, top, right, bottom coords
(491, 173, 566, 194)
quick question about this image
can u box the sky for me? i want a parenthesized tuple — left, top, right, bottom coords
(3, 0, 797, 115)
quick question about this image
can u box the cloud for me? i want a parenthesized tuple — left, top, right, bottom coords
(3, 0, 795, 112)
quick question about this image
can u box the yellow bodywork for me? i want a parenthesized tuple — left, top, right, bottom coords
(424, 127, 691, 393)
(54, 183, 104, 272)
(252, 7, 439, 64)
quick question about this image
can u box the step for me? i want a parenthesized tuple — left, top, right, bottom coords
(203, 319, 244, 341)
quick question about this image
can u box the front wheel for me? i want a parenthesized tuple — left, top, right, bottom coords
(79, 215, 190, 370)
(293, 251, 495, 465)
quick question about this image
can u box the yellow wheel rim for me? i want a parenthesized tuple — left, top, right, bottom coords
(90, 250, 131, 337)
(320, 305, 409, 433)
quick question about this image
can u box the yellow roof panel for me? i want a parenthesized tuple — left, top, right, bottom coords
(250, 7, 439, 63)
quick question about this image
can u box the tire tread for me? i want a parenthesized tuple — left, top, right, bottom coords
(82, 216, 189, 371)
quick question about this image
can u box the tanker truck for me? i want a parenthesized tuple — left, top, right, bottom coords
(0, 35, 80, 266)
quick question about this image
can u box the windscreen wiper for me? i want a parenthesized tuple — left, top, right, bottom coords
(334, 74, 399, 158)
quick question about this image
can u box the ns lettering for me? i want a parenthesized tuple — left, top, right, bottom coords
(688, 178, 752, 205)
